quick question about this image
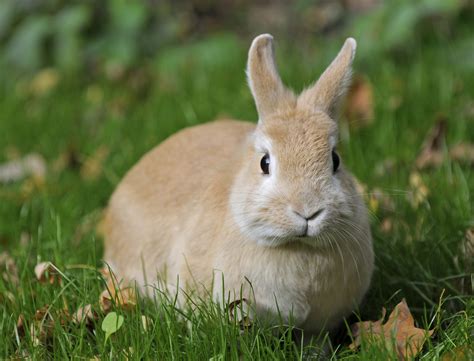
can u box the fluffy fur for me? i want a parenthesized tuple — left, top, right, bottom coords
(102, 34, 374, 334)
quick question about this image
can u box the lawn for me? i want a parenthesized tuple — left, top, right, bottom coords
(0, 26, 473, 360)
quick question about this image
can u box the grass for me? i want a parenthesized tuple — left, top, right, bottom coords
(0, 26, 473, 359)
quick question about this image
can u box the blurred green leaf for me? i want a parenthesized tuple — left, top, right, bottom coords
(384, 3, 420, 50)
(0, 0, 16, 39)
(54, 5, 90, 70)
(156, 34, 241, 74)
(103, 0, 147, 66)
(5, 16, 51, 71)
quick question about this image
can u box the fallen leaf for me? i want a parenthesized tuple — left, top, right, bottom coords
(0, 251, 19, 285)
(449, 143, 474, 165)
(102, 312, 124, 343)
(34, 262, 62, 285)
(350, 299, 434, 360)
(80, 146, 109, 181)
(100, 286, 137, 313)
(344, 76, 374, 128)
(29, 305, 70, 345)
(99, 268, 137, 313)
(416, 116, 447, 169)
(380, 218, 393, 233)
(0, 153, 47, 184)
(415, 118, 474, 169)
(16, 314, 26, 338)
(72, 304, 97, 326)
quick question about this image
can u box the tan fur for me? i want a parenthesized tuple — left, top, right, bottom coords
(102, 34, 374, 334)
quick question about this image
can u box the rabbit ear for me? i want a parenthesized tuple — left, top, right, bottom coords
(298, 38, 356, 119)
(247, 34, 293, 120)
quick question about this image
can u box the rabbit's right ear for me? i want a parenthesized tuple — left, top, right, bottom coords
(247, 34, 293, 121)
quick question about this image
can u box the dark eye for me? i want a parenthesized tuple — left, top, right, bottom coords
(332, 150, 340, 173)
(260, 153, 270, 175)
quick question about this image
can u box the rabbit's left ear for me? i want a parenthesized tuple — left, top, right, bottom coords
(298, 38, 356, 119)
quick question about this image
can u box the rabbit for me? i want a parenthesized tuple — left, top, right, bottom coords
(101, 34, 374, 335)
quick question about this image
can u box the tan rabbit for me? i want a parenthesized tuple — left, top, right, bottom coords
(102, 34, 373, 334)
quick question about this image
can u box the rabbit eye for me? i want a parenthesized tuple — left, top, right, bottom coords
(332, 150, 340, 173)
(260, 154, 270, 175)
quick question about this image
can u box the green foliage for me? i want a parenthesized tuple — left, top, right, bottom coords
(350, 0, 466, 59)
(0, 0, 471, 73)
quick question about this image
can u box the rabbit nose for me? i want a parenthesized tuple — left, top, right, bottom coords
(293, 208, 325, 221)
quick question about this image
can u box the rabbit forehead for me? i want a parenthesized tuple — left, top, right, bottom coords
(256, 110, 337, 170)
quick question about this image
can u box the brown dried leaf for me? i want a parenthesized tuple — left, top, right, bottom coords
(380, 218, 393, 233)
(344, 76, 374, 128)
(350, 299, 434, 360)
(73, 304, 97, 325)
(449, 143, 474, 165)
(34, 262, 62, 285)
(99, 269, 137, 313)
(16, 314, 26, 338)
(30, 305, 70, 345)
(416, 117, 447, 169)
(0, 251, 19, 285)
(100, 287, 137, 313)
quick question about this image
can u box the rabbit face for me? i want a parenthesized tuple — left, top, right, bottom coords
(230, 108, 355, 247)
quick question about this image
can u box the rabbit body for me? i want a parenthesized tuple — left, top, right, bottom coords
(103, 35, 374, 334)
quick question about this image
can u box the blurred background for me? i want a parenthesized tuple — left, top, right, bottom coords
(0, 0, 473, 324)
(0, 0, 472, 74)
